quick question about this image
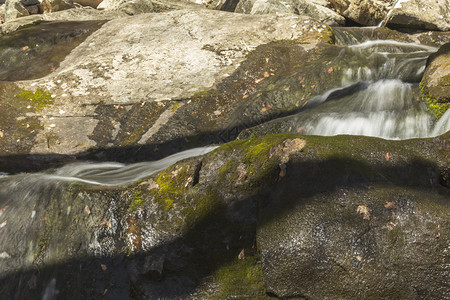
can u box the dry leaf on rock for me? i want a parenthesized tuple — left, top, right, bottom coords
(383, 201, 396, 209)
(238, 249, 245, 260)
(357, 205, 370, 220)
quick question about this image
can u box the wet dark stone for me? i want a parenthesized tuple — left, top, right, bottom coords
(0, 20, 106, 81)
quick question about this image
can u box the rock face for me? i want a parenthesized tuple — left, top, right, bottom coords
(40, 0, 74, 13)
(385, 0, 450, 31)
(233, 0, 345, 25)
(421, 42, 450, 119)
(328, 0, 395, 25)
(0, 133, 448, 298)
(4, 0, 29, 22)
(73, 0, 102, 7)
(96, 0, 154, 14)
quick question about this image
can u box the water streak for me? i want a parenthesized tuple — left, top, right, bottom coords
(1, 146, 218, 186)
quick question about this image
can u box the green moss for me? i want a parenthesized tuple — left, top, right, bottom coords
(214, 255, 268, 299)
(129, 190, 145, 211)
(16, 88, 54, 111)
(420, 79, 449, 119)
(185, 187, 220, 227)
(154, 164, 191, 211)
(171, 102, 183, 112)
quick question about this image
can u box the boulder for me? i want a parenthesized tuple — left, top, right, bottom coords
(0, 4, 5, 23)
(4, 0, 29, 22)
(96, 0, 154, 14)
(233, 0, 345, 25)
(0, 133, 448, 298)
(420, 42, 450, 119)
(328, 0, 395, 26)
(40, 0, 74, 13)
(385, 0, 450, 31)
(73, 0, 102, 7)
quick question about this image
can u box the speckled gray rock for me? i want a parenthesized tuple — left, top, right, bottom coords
(4, 0, 29, 22)
(233, 0, 344, 25)
(385, 0, 450, 31)
(40, 0, 74, 13)
(329, 0, 395, 25)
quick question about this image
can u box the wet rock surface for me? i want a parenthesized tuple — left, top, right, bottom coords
(0, 133, 448, 298)
(0, 0, 449, 298)
(421, 42, 450, 118)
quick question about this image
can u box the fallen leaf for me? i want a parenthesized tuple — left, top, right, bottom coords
(101, 220, 112, 228)
(357, 205, 370, 220)
(0, 220, 7, 228)
(213, 110, 222, 116)
(238, 249, 245, 260)
(140, 102, 146, 107)
(263, 71, 269, 78)
(103, 289, 108, 296)
(383, 201, 396, 209)
(22, 46, 29, 51)
(0, 131, 4, 138)
(327, 67, 333, 74)
(356, 255, 362, 262)
(84, 205, 91, 215)
(385, 152, 390, 160)
(101, 264, 107, 271)
(266, 105, 272, 110)
(242, 94, 249, 99)
(0, 206, 8, 216)
(255, 78, 265, 84)
(185, 176, 193, 187)
(311, 85, 316, 88)
(284, 86, 290, 91)
(435, 232, 440, 239)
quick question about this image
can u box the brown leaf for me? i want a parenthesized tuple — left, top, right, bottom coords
(263, 71, 270, 78)
(0, 131, 4, 138)
(0, 220, 7, 228)
(101, 220, 112, 228)
(22, 46, 29, 51)
(327, 67, 333, 74)
(0, 206, 8, 216)
(435, 232, 440, 239)
(383, 201, 396, 209)
(242, 94, 249, 99)
(255, 78, 265, 84)
(101, 264, 107, 271)
(238, 249, 245, 260)
(357, 205, 370, 220)
(385, 152, 390, 160)
(84, 204, 91, 215)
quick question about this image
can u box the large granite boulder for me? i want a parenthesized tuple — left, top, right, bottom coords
(420, 42, 450, 119)
(4, 0, 29, 22)
(96, 0, 154, 14)
(233, 0, 345, 25)
(0, 133, 448, 298)
(0, 9, 331, 165)
(40, 0, 74, 13)
(328, 0, 395, 26)
(385, 0, 450, 31)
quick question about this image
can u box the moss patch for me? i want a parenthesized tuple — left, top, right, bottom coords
(16, 88, 54, 111)
(214, 255, 269, 299)
(129, 190, 145, 211)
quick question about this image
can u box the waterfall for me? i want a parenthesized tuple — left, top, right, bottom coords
(291, 30, 448, 140)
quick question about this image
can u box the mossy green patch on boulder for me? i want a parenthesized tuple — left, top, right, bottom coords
(420, 42, 450, 118)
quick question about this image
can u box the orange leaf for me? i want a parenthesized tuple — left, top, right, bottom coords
(327, 67, 333, 74)
(22, 46, 29, 51)
(383, 201, 396, 209)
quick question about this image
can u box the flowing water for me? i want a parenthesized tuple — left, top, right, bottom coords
(290, 29, 449, 140)
(0, 29, 449, 186)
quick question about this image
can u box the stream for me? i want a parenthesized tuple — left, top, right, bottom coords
(0, 28, 449, 186)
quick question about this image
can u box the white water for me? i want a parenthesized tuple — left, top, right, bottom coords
(1, 146, 218, 186)
(297, 80, 440, 139)
(291, 37, 450, 140)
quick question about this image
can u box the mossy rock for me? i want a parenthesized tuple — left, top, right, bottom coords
(420, 42, 450, 118)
